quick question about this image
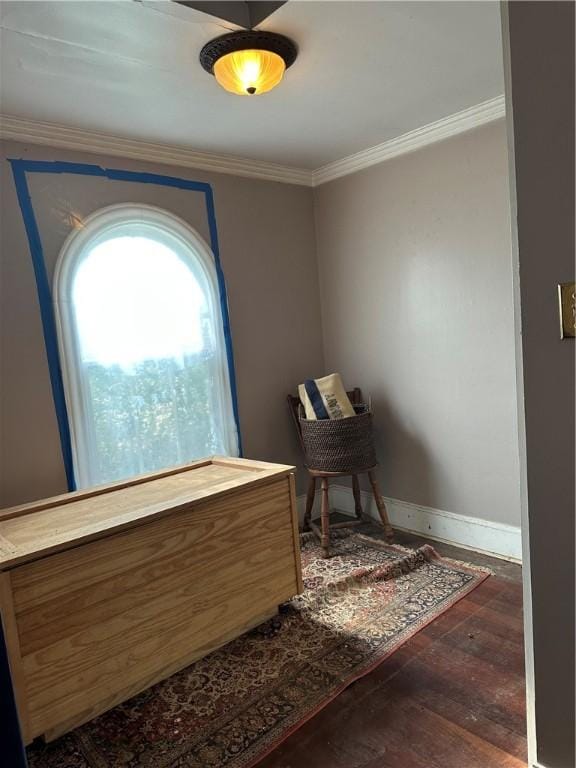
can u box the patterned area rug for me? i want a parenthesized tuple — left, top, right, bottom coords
(27, 530, 490, 768)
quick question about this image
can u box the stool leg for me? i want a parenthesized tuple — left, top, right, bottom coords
(320, 478, 331, 558)
(304, 476, 316, 531)
(352, 474, 363, 519)
(367, 470, 394, 542)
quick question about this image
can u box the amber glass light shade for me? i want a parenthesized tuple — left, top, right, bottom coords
(213, 49, 286, 96)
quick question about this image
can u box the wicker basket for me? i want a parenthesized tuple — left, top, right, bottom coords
(299, 405, 377, 473)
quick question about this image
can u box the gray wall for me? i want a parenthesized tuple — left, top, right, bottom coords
(505, 2, 575, 766)
(1, 124, 522, 531)
(313, 120, 521, 527)
(0, 140, 324, 506)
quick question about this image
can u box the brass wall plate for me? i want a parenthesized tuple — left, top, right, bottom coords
(558, 282, 576, 338)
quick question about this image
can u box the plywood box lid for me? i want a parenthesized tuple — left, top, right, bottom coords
(0, 457, 295, 569)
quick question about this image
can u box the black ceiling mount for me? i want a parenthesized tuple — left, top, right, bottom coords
(199, 30, 298, 75)
(174, 2, 287, 29)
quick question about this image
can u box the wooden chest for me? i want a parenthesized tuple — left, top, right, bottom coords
(0, 457, 302, 743)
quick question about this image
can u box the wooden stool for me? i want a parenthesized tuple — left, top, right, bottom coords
(287, 389, 394, 558)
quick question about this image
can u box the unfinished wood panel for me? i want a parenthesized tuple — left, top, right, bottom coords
(16, 492, 293, 657)
(0, 571, 30, 742)
(22, 481, 296, 736)
(0, 458, 301, 742)
(11, 478, 291, 614)
(42, 605, 280, 742)
(0, 457, 293, 524)
(28, 575, 295, 737)
(0, 457, 295, 568)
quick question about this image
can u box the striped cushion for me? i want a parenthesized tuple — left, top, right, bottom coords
(298, 373, 355, 420)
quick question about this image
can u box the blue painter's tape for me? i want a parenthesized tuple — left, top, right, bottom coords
(9, 161, 77, 491)
(8, 158, 243, 483)
(11, 159, 107, 177)
(106, 168, 211, 193)
(205, 185, 243, 456)
(13, 159, 212, 194)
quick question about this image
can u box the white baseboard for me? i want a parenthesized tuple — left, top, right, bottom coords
(297, 484, 522, 563)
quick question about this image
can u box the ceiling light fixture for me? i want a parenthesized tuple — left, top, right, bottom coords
(200, 30, 297, 96)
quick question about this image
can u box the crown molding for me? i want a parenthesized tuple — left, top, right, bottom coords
(0, 114, 314, 187)
(0, 96, 504, 188)
(311, 95, 505, 186)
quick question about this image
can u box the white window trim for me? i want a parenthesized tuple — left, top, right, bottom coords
(53, 202, 239, 488)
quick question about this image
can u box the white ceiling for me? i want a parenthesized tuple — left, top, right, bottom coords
(0, 1, 504, 170)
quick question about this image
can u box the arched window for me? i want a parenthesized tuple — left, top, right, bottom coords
(54, 204, 239, 489)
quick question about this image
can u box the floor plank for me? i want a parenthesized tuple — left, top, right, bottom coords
(259, 527, 526, 768)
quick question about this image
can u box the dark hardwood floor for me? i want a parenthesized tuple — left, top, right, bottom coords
(259, 526, 526, 768)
